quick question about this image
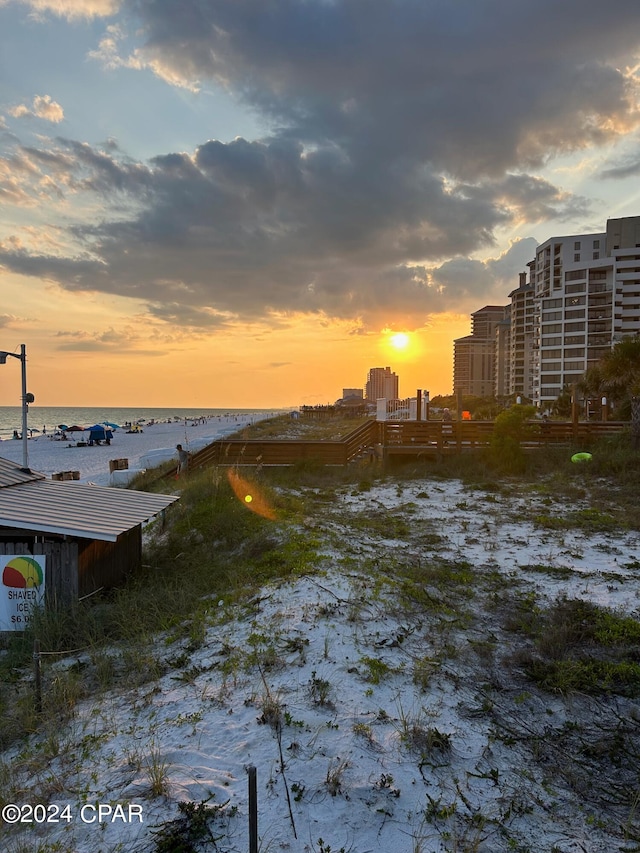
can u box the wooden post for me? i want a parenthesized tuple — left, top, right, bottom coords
(247, 765, 258, 853)
(601, 397, 608, 422)
(33, 639, 42, 714)
(416, 389, 422, 421)
(456, 387, 463, 421)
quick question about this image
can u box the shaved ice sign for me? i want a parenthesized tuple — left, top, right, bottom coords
(0, 555, 46, 631)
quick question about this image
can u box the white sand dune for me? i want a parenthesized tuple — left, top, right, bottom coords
(3, 477, 640, 851)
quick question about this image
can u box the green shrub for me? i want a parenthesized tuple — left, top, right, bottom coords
(487, 405, 536, 474)
(513, 597, 640, 696)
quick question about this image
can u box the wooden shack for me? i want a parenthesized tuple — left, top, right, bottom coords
(0, 457, 178, 608)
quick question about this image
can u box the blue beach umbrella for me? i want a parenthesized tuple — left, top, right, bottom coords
(101, 421, 120, 429)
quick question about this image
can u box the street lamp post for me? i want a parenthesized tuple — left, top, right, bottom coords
(0, 344, 33, 471)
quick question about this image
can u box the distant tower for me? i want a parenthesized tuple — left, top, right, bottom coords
(453, 305, 508, 397)
(365, 367, 399, 401)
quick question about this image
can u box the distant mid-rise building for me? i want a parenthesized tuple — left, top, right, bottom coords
(342, 388, 363, 400)
(365, 366, 399, 401)
(453, 305, 508, 397)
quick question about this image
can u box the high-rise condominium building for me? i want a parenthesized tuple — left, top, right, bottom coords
(453, 306, 508, 397)
(506, 269, 536, 398)
(532, 215, 640, 408)
(494, 309, 511, 397)
(365, 366, 399, 401)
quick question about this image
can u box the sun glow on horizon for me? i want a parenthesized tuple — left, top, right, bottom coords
(389, 332, 410, 350)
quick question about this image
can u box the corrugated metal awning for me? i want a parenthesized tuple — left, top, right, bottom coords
(0, 479, 179, 542)
(0, 456, 45, 488)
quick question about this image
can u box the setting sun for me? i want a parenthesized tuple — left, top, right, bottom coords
(389, 332, 410, 350)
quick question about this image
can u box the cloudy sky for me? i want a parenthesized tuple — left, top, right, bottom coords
(1, 0, 640, 407)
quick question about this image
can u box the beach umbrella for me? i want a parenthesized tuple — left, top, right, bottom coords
(101, 421, 120, 429)
(67, 425, 85, 432)
(58, 424, 69, 430)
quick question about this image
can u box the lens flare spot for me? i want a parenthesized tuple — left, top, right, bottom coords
(227, 470, 276, 520)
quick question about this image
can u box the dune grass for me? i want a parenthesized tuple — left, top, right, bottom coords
(0, 465, 322, 749)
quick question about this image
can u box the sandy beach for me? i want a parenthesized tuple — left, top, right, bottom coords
(0, 413, 278, 486)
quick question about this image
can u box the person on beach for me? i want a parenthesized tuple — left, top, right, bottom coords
(176, 443, 189, 476)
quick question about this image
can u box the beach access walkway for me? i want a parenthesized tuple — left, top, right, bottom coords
(166, 418, 629, 474)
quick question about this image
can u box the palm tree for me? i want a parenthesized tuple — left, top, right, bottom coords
(598, 336, 640, 400)
(579, 335, 640, 444)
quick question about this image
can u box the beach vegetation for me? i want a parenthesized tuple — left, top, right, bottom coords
(359, 655, 398, 684)
(506, 596, 640, 695)
(324, 757, 350, 796)
(0, 465, 320, 748)
(412, 656, 440, 692)
(309, 670, 334, 708)
(145, 741, 171, 797)
(486, 405, 536, 474)
(397, 709, 452, 760)
(150, 795, 234, 853)
(578, 335, 640, 418)
(352, 721, 374, 741)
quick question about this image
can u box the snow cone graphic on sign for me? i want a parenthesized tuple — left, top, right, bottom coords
(2, 556, 43, 589)
(0, 555, 46, 631)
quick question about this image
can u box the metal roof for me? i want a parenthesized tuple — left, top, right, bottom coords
(0, 478, 179, 542)
(0, 456, 45, 488)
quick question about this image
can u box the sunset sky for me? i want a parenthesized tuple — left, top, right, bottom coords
(1, 0, 640, 407)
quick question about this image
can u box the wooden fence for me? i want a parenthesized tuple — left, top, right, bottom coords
(378, 419, 628, 457)
(164, 418, 629, 476)
(184, 420, 378, 471)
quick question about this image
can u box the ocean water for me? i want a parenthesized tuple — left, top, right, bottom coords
(0, 406, 285, 441)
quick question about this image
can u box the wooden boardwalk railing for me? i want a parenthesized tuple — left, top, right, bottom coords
(163, 419, 628, 477)
(379, 419, 628, 457)
(186, 420, 378, 470)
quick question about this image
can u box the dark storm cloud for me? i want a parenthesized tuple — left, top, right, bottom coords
(3, 0, 640, 327)
(145, 302, 233, 328)
(0, 244, 105, 280)
(123, 0, 640, 177)
(1, 133, 522, 321)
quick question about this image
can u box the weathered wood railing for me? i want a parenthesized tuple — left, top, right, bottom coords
(184, 420, 378, 471)
(379, 419, 628, 456)
(168, 419, 629, 475)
